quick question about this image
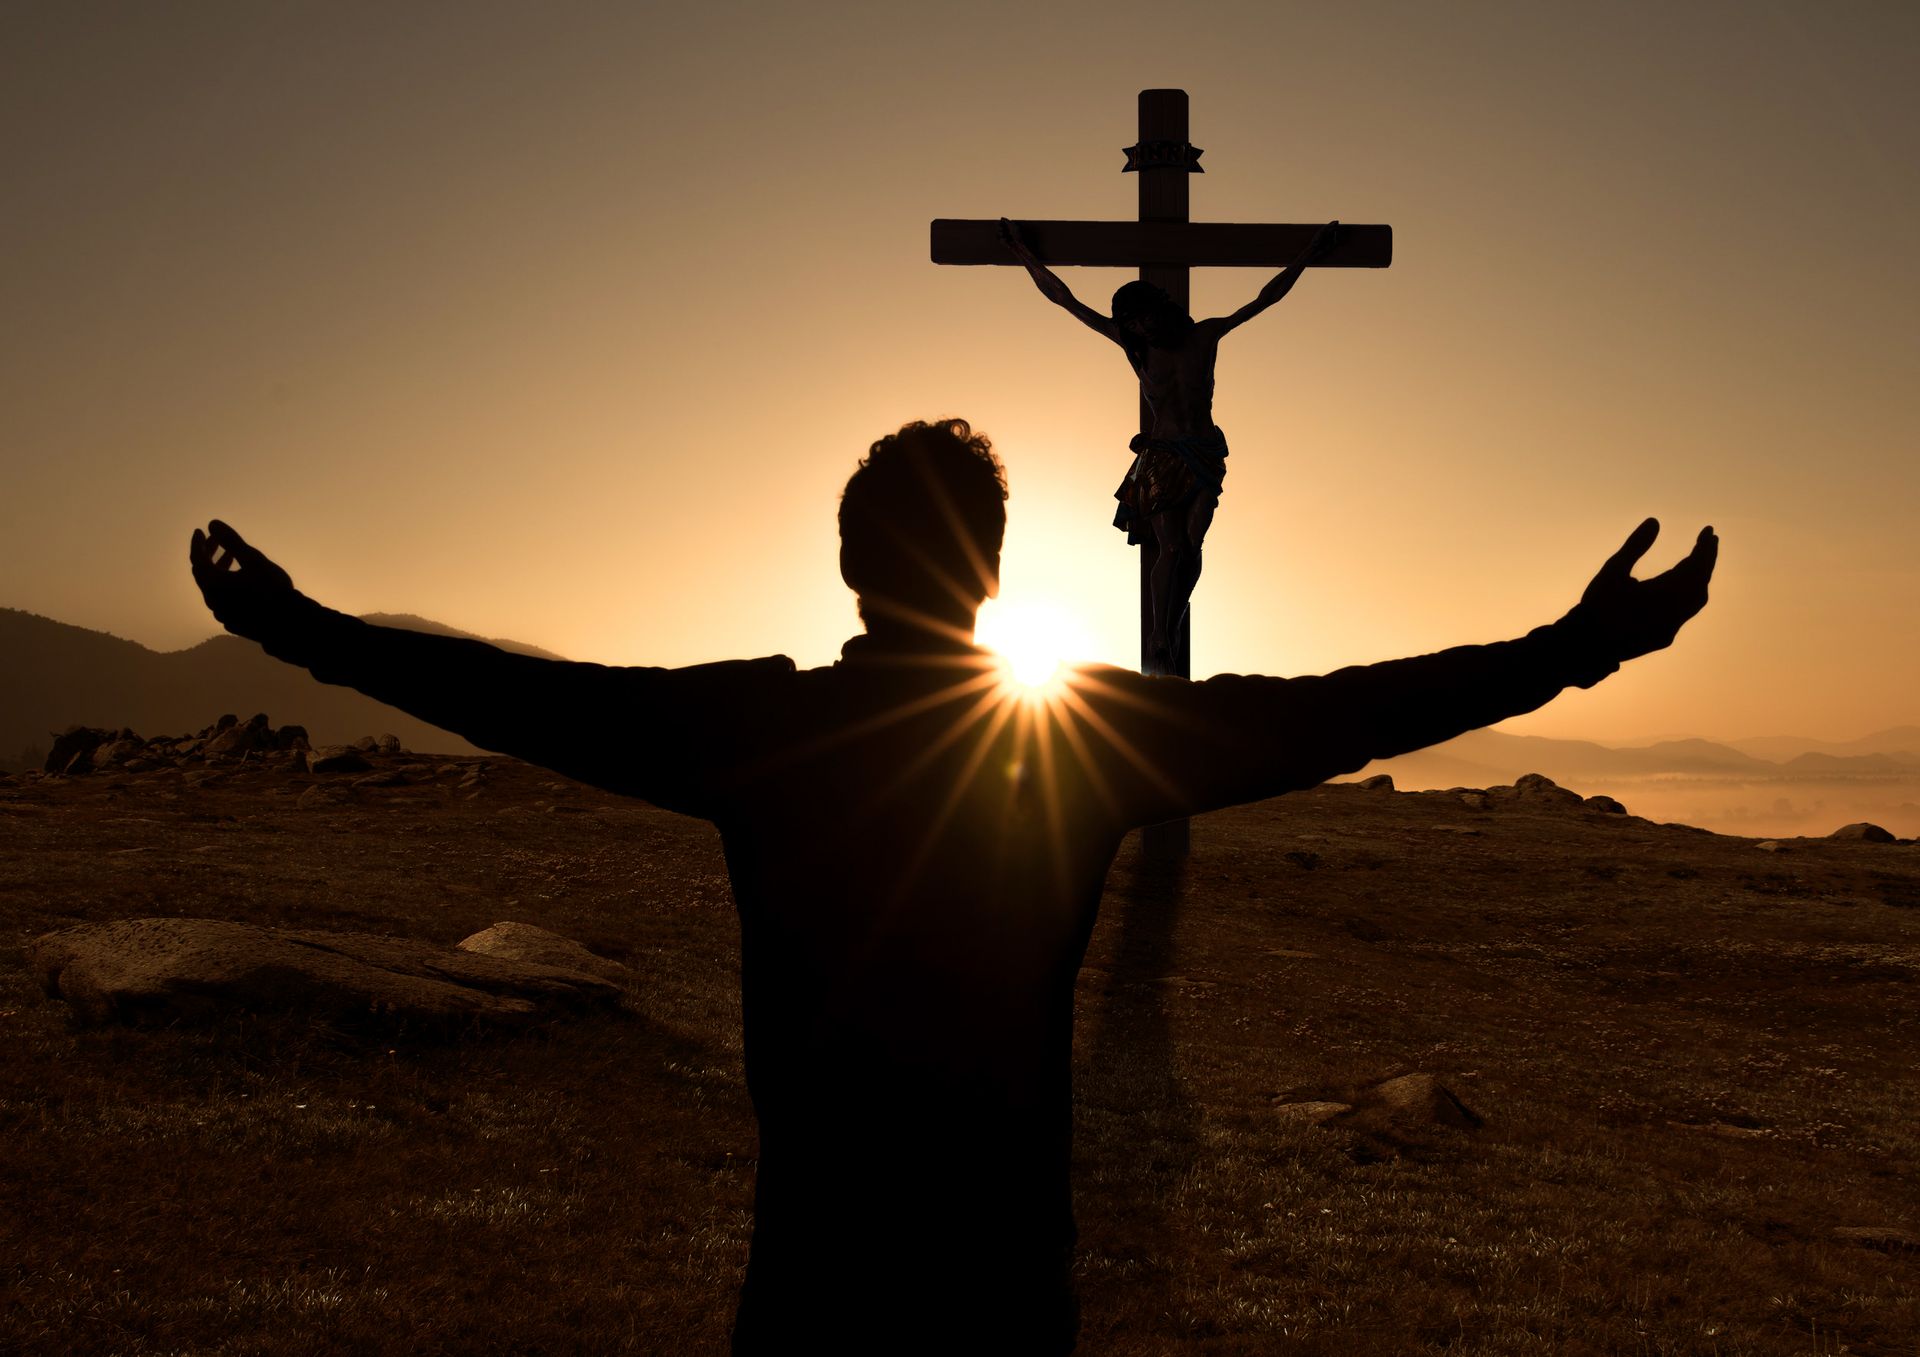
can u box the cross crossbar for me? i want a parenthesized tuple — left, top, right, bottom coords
(930, 219, 1392, 270)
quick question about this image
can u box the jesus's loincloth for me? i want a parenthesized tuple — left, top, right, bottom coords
(1112, 429, 1228, 544)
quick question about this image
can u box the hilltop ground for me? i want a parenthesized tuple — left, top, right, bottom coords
(3, 754, 1917, 1355)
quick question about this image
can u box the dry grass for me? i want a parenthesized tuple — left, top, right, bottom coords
(2, 759, 1917, 1354)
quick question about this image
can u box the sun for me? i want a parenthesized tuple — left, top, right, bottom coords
(974, 596, 1097, 695)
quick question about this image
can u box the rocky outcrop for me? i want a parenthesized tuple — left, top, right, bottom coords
(37, 714, 395, 778)
(25, 918, 622, 1030)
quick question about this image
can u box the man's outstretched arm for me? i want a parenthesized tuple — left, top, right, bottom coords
(1087, 519, 1719, 824)
(1199, 220, 1343, 340)
(998, 218, 1120, 343)
(188, 520, 771, 810)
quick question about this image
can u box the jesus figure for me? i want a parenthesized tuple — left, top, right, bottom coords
(999, 216, 1343, 673)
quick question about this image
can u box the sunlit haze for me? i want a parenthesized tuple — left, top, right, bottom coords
(2, 2, 1915, 745)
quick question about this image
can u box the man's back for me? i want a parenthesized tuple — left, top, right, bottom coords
(706, 637, 1127, 1351)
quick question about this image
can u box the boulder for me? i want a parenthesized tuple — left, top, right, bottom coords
(1354, 774, 1394, 792)
(307, 746, 373, 774)
(90, 739, 141, 768)
(25, 918, 623, 1030)
(1583, 794, 1628, 815)
(45, 726, 111, 775)
(273, 724, 311, 751)
(1357, 1072, 1483, 1130)
(1829, 822, 1896, 844)
(352, 736, 379, 753)
(376, 734, 404, 754)
(204, 714, 272, 759)
(1494, 773, 1584, 807)
(457, 922, 633, 985)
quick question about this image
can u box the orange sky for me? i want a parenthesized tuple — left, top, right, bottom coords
(2, 2, 1914, 742)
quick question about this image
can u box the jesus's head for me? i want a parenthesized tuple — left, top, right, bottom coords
(838, 419, 1008, 638)
(1110, 281, 1190, 346)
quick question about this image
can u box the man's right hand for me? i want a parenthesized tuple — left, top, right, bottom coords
(190, 519, 310, 644)
(1563, 518, 1718, 666)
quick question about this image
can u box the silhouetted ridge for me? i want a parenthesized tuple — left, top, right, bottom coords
(0, 607, 560, 768)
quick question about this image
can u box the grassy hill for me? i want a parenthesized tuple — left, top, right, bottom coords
(3, 760, 1915, 1354)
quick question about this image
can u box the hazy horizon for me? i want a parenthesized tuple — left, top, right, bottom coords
(4, 2, 1915, 744)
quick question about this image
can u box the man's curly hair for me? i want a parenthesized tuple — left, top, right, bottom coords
(839, 419, 1008, 624)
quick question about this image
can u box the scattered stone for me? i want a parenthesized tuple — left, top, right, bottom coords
(1755, 841, 1789, 853)
(214, 714, 238, 732)
(352, 735, 379, 753)
(1670, 1119, 1768, 1140)
(307, 746, 373, 774)
(297, 784, 352, 809)
(273, 724, 310, 751)
(25, 918, 623, 1030)
(1832, 1226, 1920, 1251)
(456, 922, 633, 985)
(1457, 791, 1489, 810)
(1829, 822, 1896, 844)
(1584, 794, 1628, 815)
(376, 734, 404, 754)
(1355, 774, 1394, 792)
(353, 770, 410, 789)
(1273, 1100, 1350, 1125)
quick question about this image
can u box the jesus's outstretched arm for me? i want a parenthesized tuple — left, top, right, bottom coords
(1199, 219, 1344, 339)
(997, 218, 1121, 343)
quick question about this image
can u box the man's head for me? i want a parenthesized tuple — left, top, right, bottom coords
(839, 419, 1008, 635)
(1110, 281, 1189, 344)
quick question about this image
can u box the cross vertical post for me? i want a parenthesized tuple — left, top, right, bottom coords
(1134, 88, 1194, 682)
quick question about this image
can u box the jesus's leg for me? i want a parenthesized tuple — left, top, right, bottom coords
(1176, 493, 1218, 626)
(1147, 511, 1189, 675)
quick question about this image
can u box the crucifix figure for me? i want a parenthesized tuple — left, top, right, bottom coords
(998, 214, 1342, 674)
(932, 88, 1392, 679)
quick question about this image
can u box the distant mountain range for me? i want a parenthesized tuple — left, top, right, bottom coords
(0, 608, 565, 769)
(1359, 725, 1920, 792)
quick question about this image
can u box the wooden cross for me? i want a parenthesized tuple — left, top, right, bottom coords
(931, 88, 1392, 681)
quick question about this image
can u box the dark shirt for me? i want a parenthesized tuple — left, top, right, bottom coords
(263, 609, 1616, 1353)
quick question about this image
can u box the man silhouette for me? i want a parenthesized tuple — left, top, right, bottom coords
(190, 418, 1716, 1354)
